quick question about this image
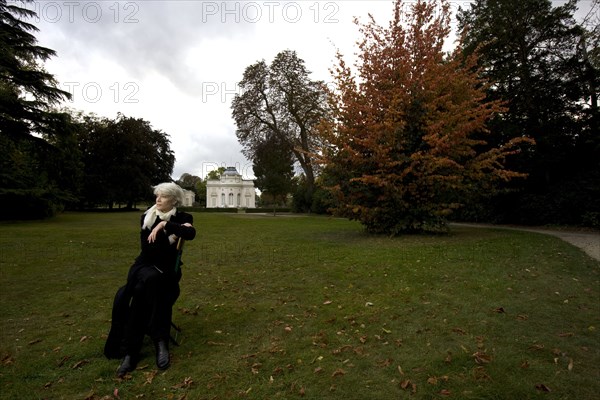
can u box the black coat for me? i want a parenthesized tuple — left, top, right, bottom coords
(104, 210, 196, 359)
(128, 211, 196, 280)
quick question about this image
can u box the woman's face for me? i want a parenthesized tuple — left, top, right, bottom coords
(155, 192, 175, 212)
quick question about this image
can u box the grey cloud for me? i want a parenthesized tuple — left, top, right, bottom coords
(32, 1, 256, 95)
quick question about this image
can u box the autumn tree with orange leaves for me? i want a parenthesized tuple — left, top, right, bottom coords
(318, 0, 532, 235)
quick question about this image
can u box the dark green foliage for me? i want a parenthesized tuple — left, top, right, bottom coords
(0, 0, 76, 217)
(457, 0, 600, 225)
(176, 173, 205, 207)
(253, 133, 294, 210)
(76, 113, 175, 208)
(0, 0, 71, 139)
(206, 167, 226, 181)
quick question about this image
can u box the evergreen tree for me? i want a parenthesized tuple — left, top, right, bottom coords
(0, 0, 75, 217)
(252, 133, 294, 213)
(458, 0, 599, 225)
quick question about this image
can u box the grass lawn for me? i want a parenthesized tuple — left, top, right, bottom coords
(0, 212, 598, 399)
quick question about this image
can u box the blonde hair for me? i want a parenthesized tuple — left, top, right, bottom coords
(153, 182, 184, 207)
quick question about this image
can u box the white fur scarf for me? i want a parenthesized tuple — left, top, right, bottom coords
(142, 205, 178, 244)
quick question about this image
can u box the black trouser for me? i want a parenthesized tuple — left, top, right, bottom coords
(122, 265, 179, 356)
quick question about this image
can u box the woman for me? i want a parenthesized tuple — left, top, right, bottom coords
(104, 182, 196, 377)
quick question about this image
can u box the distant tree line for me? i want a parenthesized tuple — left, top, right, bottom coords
(3, 0, 598, 229)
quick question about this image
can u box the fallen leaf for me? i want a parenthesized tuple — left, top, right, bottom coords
(2, 355, 15, 366)
(400, 380, 411, 390)
(331, 345, 353, 355)
(143, 370, 157, 385)
(520, 360, 530, 369)
(314, 367, 323, 374)
(171, 376, 194, 389)
(452, 327, 466, 335)
(272, 366, 284, 376)
(323, 300, 333, 305)
(535, 383, 551, 392)
(299, 386, 305, 396)
(552, 348, 562, 356)
(83, 390, 95, 400)
(377, 358, 393, 367)
(331, 368, 346, 378)
(179, 307, 198, 315)
(517, 314, 528, 321)
(427, 376, 438, 385)
(494, 307, 505, 313)
(444, 352, 452, 364)
(71, 359, 89, 369)
(251, 362, 262, 374)
(472, 366, 491, 381)
(79, 336, 90, 342)
(568, 358, 574, 371)
(472, 352, 492, 364)
(558, 332, 574, 337)
(28, 339, 42, 345)
(476, 336, 485, 349)
(440, 389, 451, 396)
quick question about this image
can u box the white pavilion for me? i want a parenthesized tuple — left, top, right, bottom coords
(206, 167, 256, 208)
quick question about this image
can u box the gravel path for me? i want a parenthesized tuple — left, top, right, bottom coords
(453, 223, 600, 262)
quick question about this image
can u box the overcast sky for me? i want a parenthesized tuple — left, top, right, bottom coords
(27, 0, 594, 180)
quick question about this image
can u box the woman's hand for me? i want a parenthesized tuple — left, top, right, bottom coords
(148, 221, 167, 243)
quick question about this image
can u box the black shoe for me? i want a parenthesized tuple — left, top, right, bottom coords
(117, 355, 136, 377)
(156, 340, 170, 369)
